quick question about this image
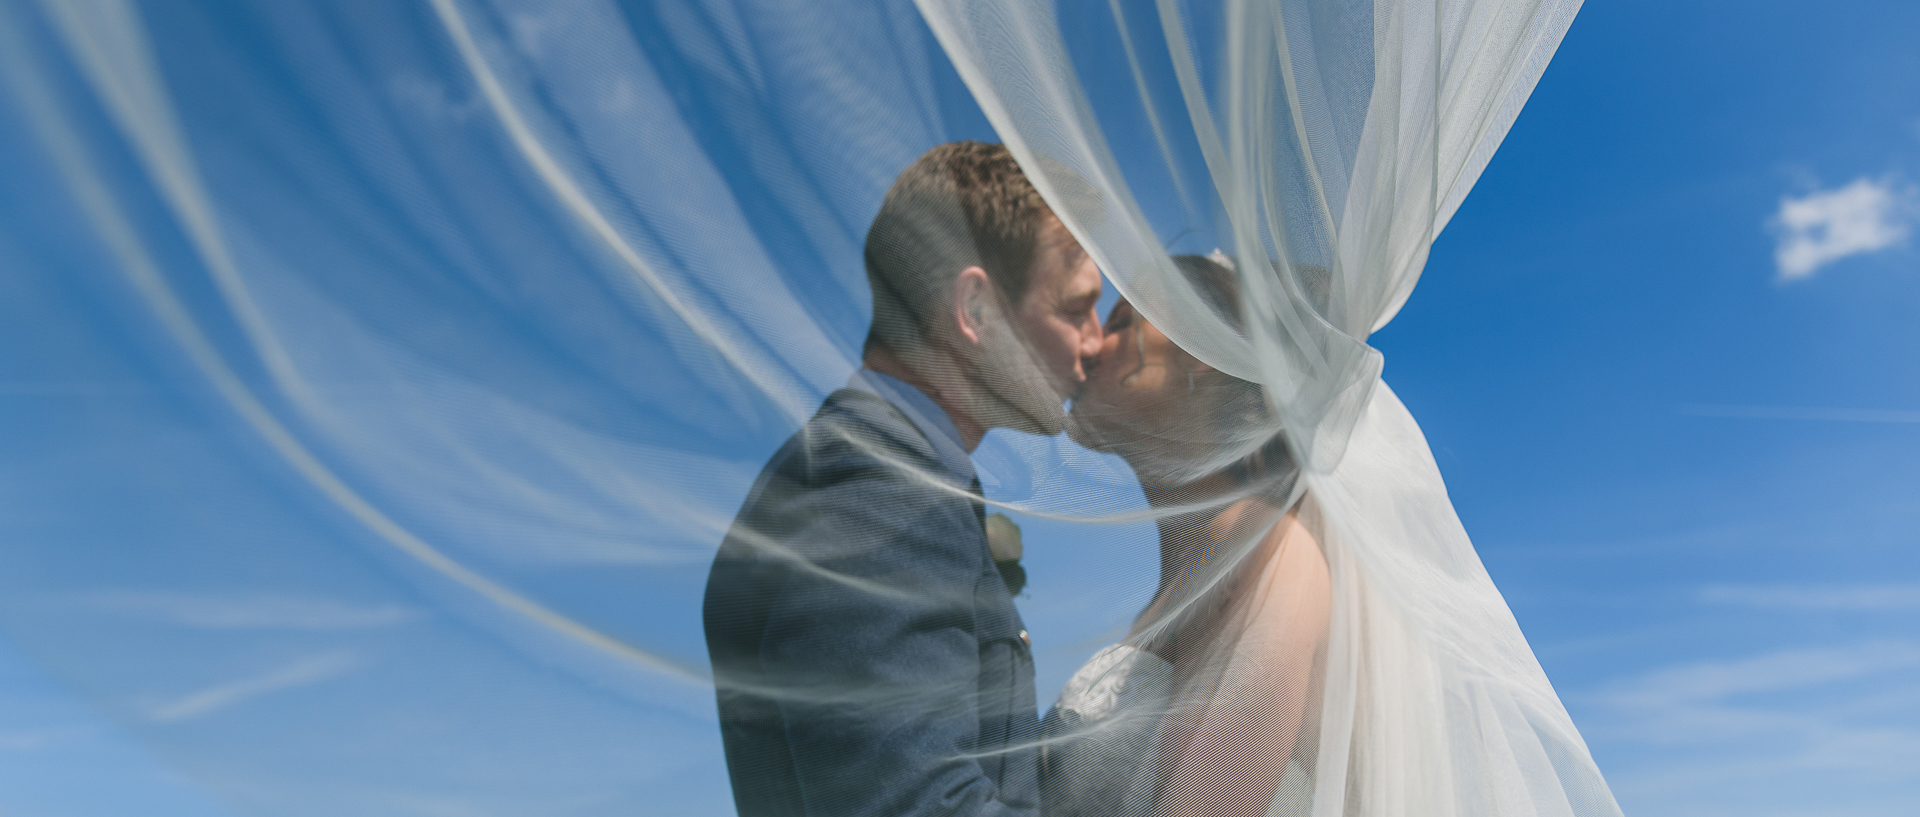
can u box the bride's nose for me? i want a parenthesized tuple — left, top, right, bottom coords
(1092, 324, 1123, 369)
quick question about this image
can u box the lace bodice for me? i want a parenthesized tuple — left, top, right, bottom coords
(1042, 643, 1314, 816)
(1040, 644, 1173, 817)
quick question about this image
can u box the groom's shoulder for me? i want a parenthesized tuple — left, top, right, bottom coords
(773, 387, 942, 483)
(717, 388, 978, 578)
(728, 388, 971, 548)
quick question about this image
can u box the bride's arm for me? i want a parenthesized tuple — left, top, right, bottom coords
(1154, 502, 1331, 817)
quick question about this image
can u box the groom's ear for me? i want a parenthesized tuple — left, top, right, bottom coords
(952, 266, 993, 346)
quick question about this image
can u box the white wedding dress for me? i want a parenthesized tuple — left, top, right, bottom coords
(1045, 643, 1312, 817)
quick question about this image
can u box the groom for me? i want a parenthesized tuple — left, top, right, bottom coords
(704, 142, 1103, 817)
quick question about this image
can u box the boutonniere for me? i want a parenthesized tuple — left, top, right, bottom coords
(985, 513, 1026, 596)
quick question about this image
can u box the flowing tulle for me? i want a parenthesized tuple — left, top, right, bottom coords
(0, 0, 1613, 814)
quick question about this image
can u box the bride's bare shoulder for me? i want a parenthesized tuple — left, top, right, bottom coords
(1247, 495, 1330, 610)
(1208, 492, 1322, 556)
(1193, 494, 1329, 620)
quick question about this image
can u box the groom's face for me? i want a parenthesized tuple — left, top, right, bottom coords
(986, 219, 1104, 435)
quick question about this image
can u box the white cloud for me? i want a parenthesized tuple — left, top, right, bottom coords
(1701, 584, 1920, 611)
(388, 74, 482, 123)
(148, 652, 359, 723)
(1595, 641, 1920, 717)
(1580, 640, 1920, 774)
(1580, 641, 1920, 815)
(1770, 178, 1916, 279)
(599, 77, 638, 114)
(1678, 404, 1920, 424)
(510, 11, 560, 59)
(83, 591, 419, 630)
(0, 725, 92, 752)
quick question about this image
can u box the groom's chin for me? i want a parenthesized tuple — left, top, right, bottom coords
(1013, 401, 1068, 437)
(986, 379, 1070, 438)
(1062, 407, 1108, 451)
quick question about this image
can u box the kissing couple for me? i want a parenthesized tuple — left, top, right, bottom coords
(705, 142, 1330, 817)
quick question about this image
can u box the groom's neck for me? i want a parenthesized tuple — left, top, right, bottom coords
(862, 345, 986, 451)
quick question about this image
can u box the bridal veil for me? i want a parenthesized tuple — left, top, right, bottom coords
(0, 0, 1614, 814)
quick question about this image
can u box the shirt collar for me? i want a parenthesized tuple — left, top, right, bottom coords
(846, 368, 975, 485)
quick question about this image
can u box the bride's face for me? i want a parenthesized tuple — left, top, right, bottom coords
(1067, 298, 1198, 460)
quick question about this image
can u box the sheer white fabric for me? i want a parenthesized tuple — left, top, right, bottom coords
(0, 0, 1613, 815)
(923, 3, 1611, 813)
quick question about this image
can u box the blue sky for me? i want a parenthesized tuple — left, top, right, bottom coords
(3, 1, 1919, 815)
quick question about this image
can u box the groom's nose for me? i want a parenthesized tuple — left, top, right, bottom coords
(1077, 313, 1104, 361)
(1082, 325, 1118, 378)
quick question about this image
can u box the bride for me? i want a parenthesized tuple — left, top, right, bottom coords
(1044, 254, 1331, 817)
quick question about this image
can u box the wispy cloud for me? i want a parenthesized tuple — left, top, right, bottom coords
(149, 652, 360, 723)
(510, 11, 558, 58)
(84, 591, 419, 630)
(1596, 641, 1920, 716)
(0, 725, 93, 752)
(0, 381, 147, 396)
(388, 74, 482, 123)
(1702, 584, 1920, 611)
(1581, 640, 1920, 814)
(1582, 640, 1920, 772)
(1679, 403, 1920, 423)
(1770, 177, 1916, 279)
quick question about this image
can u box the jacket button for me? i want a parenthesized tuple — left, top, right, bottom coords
(1018, 629, 1030, 648)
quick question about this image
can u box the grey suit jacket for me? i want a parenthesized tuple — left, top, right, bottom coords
(704, 387, 1040, 817)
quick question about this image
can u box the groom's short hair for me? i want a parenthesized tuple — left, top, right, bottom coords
(863, 141, 1055, 355)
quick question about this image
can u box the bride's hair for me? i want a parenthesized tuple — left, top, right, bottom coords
(1170, 253, 1302, 501)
